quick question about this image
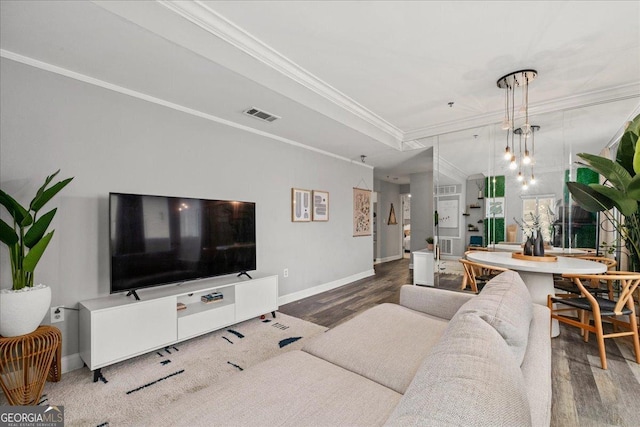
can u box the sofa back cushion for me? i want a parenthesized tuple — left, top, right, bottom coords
(456, 270, 533, 365)
(384, 312, 532, 427)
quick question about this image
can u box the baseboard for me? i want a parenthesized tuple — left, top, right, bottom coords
(374, 254, 403, 265)
(61, 353, 85, 373)
(278, 269, 375, 306)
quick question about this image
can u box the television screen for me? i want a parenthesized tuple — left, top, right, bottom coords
(109, 193, 256, 294)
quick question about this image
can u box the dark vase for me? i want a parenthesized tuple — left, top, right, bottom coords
(533, 231, 544, 257)
(523, 236, 534, 256)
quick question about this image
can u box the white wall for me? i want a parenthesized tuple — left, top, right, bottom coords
(373, 179, 402, 262)
(0, 59, 374, 357)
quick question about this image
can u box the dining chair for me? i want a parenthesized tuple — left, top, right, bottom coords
(553, 256, 617, 299)
(459, 258, 509, 293)
(547, 271, 640, 370)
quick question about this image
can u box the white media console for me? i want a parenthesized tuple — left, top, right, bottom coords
(79, 274, 278, 381)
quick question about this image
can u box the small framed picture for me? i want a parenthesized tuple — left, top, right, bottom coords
(312, 190, 329, 221)
(291, 188, 311, 222)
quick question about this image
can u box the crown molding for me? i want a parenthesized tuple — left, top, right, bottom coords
(404, 82, 640, 142)
(157, 0, 404, 144)
(437, 157, 468, 183)
(0, 49, 372, 170)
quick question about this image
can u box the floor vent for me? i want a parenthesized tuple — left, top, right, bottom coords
(243, 107, 280, 123)
(439, 238, 453, 255)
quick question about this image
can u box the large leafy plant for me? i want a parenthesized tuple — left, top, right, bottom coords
(0, 171, 73, 290)
(566, 114, 640, 271)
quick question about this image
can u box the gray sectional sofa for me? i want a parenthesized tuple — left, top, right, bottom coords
(149, 270, 551, 426)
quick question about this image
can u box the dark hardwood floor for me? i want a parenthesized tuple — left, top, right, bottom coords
(280, 257, 640, 427)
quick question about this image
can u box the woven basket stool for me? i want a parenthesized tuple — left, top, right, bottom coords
(0, 325, 61, 405)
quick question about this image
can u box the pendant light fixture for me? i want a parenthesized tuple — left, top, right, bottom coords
(497, 70, 538, 189)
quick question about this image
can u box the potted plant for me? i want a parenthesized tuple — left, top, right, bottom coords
(0, 170, 73, 337)
(566, 113, 640, 271)
(426, 237, 434, 251)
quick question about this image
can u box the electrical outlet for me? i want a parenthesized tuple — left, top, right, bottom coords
(51, 306, 64, 323)
(283, 268, 289, 278)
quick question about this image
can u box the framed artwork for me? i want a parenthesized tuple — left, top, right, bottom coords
(291, 188, 311, 222)
(312, 190, 329, 221)
(438, 199, 458, 229)
(486, 197, 505, 218)
(353, 187, 372, 236)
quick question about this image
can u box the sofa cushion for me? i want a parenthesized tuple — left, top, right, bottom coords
(521, 304, 552, 427)
(456, 270, 533, 365)
(144, 350, 402, 427)
(302, 303, 449, 394)
(385, 312, 532, 427)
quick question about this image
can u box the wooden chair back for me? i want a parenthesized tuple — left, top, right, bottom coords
(552, 271, 640, 369)
(459, 258, 509, 293)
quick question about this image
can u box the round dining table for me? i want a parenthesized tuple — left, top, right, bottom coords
(465, 251, 607, 337)
(489, 243, 590, 255)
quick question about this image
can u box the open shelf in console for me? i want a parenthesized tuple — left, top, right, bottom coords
(176, 286, 235, 319)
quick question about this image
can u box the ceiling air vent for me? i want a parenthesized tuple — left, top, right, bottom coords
(243, 107, 281, 123)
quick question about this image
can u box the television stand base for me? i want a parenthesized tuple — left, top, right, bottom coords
(93, 368, 105, 383)
(126, 290, 141, 301)
(237, 271, 252, 279)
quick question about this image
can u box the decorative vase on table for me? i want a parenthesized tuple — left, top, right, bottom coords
(0, 285, 51, 337)
(523, 236, 534, 256)
(533, 230, 545, 257)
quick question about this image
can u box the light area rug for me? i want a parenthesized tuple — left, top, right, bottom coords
(12, 313, 327, 426)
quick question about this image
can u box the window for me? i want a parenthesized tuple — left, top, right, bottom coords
(522, 195, 556, 242)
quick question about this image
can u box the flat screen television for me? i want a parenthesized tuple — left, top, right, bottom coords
(109, 192, 256, 296)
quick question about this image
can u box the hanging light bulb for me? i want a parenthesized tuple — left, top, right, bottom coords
(517, 171, 523, 181)
(523, 149, 531, 164)
(522, 180, 529, 190)
(504, 145, 511, 160)
(530, 174, 536, 185)
(509, 155, 517, 170)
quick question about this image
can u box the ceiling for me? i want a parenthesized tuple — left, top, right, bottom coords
(1, 1, 639, 185)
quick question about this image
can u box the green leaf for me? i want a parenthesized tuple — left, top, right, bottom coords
(30, 177, 73, 213)
(29, 170, 60, 211)
(627, 113, 640, 137)
(22, 230, 54, 273)
(0, 189, 29, 225)
(0, 218, 18, 246)
(24, 208, 56, 248)
(590, 184, 638, 216)
(634, 134, 640, 175)
(577, 153, 632, 191)
(617, 131, 638, 176)
(629, 175, 640, 200)
(566, 182, 614, 212)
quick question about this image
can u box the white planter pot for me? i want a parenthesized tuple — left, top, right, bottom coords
(0, 285, 51, 337)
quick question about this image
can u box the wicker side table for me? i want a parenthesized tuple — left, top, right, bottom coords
(0, 325, 62, 405)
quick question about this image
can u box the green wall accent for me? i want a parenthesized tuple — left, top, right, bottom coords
(484, 175, 505, 245)
(485, 175, 505, 198)
(484, 218, 505, 245)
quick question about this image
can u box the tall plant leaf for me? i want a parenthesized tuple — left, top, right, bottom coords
(0, 218, 18, 246)
(22, 231, 54, 273)
(29, 170, 60, 211)
(0, 189, 29, 225)
(590, 184, 638, 216)
(577, 153, 632, 191)
(628, 174, 640, 200)
(616, 131, 638, 176)
(566, 182, 614, 212)
(634, 135, 640, 175)
(30, 177, 74, 213)
(24, 208, 57, 248)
